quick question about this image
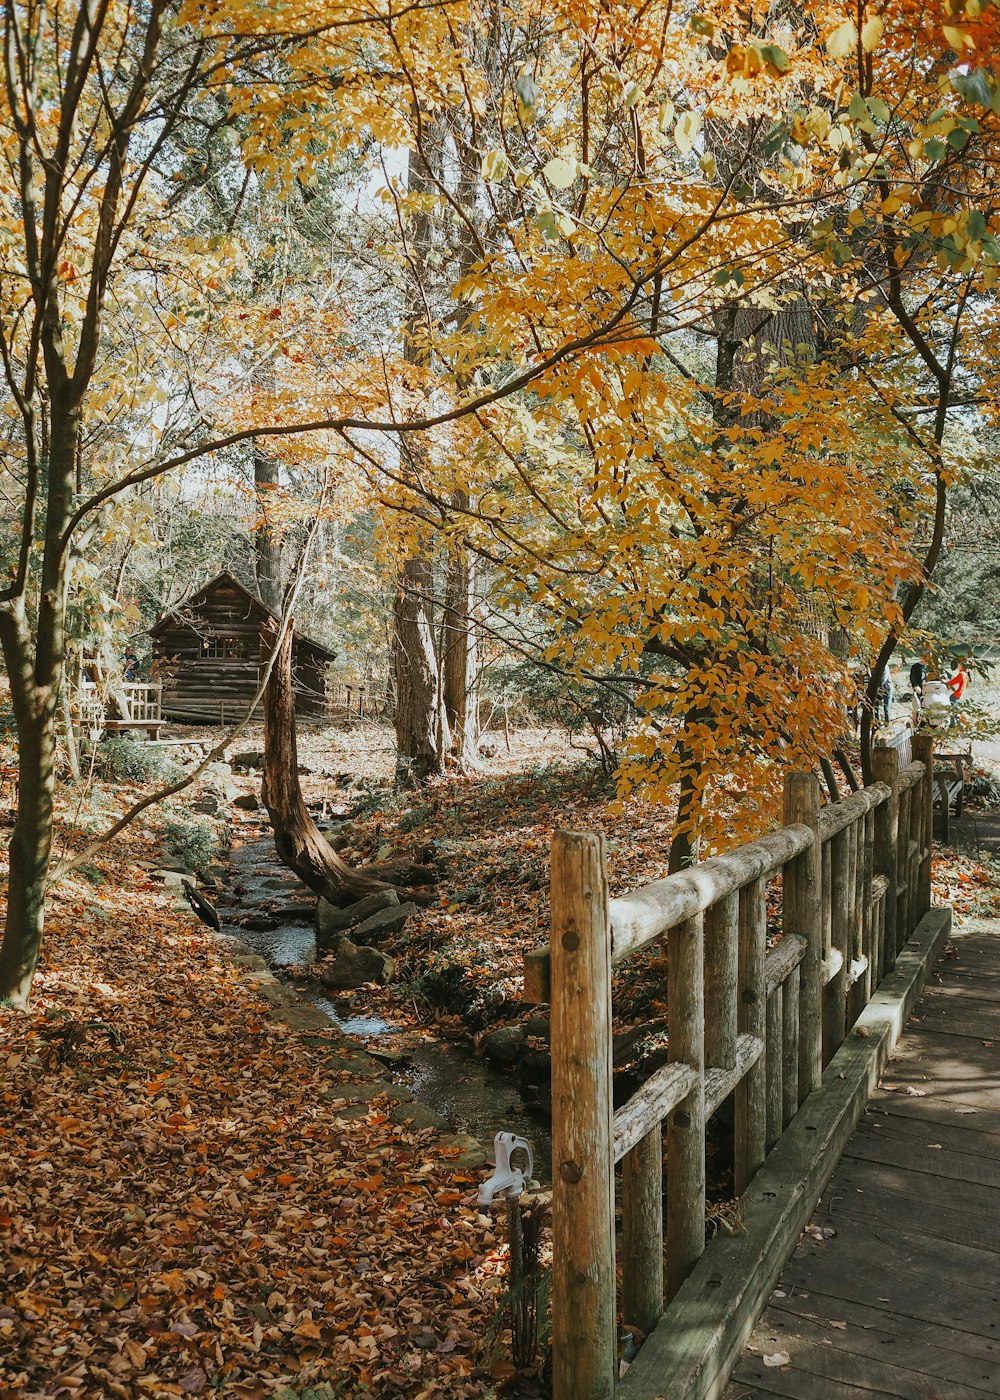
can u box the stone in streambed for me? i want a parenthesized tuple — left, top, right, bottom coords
(352, 902, 416, 944)
(316, 890, 399, 946)
(480, 1024, 527, 1067)
(232, 793, 260, 811)
(318, 936, 395, 989)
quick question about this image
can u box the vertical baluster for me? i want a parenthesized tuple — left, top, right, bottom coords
(872, 747, 900, 974)
(667, 912, 705, 1300)
(622, 1130, 662, 1334)
(704, 891, 738, 1072)
(735, 878, 767, 1193)
(827, 826, 849, 1048)
(765, 983, 783, 1150)
(782, 964, 800, 1127)
(862, 808, 875, 1003)
(550, 832, 616, 1400)
(912, 733, 934, 919)
(783, 773, 822, 1101)
(897, 782, 912, 948)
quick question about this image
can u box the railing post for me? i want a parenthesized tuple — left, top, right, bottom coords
(667, 912, 705, 1299)
(623, 1129, 663, 1333)
(735, 878, 767, 1194)
(549, 831, 616, 1400)
(783, 772, 822, 1100)
(872, 745, 900, 972)
(912, 732, 934, 919)
(826, 826, 849, 1054)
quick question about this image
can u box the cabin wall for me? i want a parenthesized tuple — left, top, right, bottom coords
(152, 582, 333, 723)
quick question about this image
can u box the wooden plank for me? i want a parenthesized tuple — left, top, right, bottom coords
(871, 1086, 1000, 1138)
(800, 1199, 1000, 1287)
(819, 1158, 1000, 1252)
(866, 1101, 1000, 1152)
(907, 1002, 1000, 1038)
(842, 1124, 1000, 1190)
(734, 1320, 997, 1400)
(766, 1288, 1000, 1369)
(778, 1224, 1000, 1329)
(617, 905, 953, 1400)
(824, 1151, 1000, 1230)
(549, 831, 616, 1400)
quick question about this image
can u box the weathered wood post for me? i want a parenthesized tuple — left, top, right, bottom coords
(784, 773, 822, 1100)
(667, 912, 705, 1299)
(735, 878, 767, 1194)
(549, 831, 617, 1400)
(912, 732, 934, 920)
(622, 1129, 663, 1334)
(872, 745, 900, 972)
(826, 825, 849, 1053)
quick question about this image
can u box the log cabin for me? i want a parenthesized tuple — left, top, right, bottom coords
(149, 572, 336, 723)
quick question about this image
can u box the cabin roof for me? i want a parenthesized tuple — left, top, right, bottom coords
(149, 571, 337, 661)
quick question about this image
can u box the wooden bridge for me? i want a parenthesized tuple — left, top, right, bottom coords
(523, 733, 997, 1399)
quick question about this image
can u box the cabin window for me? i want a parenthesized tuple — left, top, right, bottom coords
(201, 636, 249, 659)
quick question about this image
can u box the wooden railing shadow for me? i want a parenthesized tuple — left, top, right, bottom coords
(524, 733, 953, 1400)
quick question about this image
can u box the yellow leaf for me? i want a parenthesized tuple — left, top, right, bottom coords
(942, 24, 974, 48)
(542, 155, 577, 190)
(826, 20, 859, 58)
(861, 16, 884, 52)
(673, 110, 702, 156)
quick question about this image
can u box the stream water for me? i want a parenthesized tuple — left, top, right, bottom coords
(221, 836, 552, 1176)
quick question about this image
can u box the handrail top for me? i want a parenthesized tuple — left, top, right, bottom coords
(610, 821, 814, 963)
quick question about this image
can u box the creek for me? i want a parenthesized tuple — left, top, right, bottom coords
(219, 835, 552, 1176)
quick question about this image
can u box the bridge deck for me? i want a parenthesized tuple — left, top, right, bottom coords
(726, 921, 1000, 1399)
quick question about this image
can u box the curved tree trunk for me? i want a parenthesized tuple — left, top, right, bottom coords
(262, 625, 435, 901)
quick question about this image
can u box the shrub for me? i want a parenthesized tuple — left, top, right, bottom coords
(160, 813, 218, 874)
(93, 736, 179, 785)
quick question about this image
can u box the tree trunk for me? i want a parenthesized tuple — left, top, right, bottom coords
(391, 129, 451, 785)
(262, 625, 435, 899)
(442, 506, 480, 769)
(0, 606, 61, 1007)
(393, 552, 450, 783)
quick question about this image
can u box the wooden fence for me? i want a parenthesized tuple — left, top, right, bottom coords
(523, 734, 935, 1400)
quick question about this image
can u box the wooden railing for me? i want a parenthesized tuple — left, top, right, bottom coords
(76, 682, 163, 734)
(121, 683, 163, 721)
(524, 734, 935, 1400)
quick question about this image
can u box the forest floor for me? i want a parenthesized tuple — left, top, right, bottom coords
(0, 779, 517, 1400)
(3, 720, 1000, 1400)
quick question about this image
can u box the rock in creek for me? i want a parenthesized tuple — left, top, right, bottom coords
(318, 936, 395, 989)
(316, 890, 399, 946)
(352, 902, 417, 944)
(230, 751, 265, 772)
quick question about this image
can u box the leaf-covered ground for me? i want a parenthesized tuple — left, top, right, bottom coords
(0, 808, 506, 1400)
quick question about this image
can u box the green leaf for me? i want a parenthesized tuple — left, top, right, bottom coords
(950, 66, 994, 107)
(946, 126, 970, 149)
(760, 44, 790, 75)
